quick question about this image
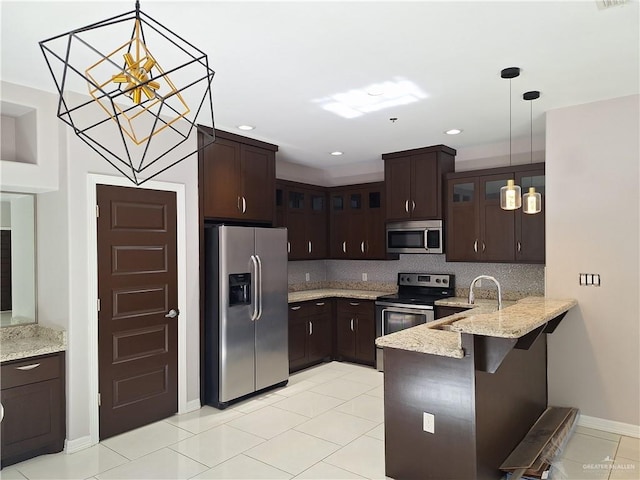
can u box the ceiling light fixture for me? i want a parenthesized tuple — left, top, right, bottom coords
(39, 0, 215, 186)
(499, 67, 522, 211)
(522, 90, 542, 215)
(445, 128, 462, 135)
(237, 125, 255, 131)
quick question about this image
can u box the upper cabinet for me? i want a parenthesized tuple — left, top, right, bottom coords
(198, 127, 277, 224)
(329, 182, 389, 260)
(276, 180, 328, 260)
(382, 145, 456, 222)
(445, 163, 545, 264)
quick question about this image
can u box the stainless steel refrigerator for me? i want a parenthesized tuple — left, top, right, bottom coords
(204, 225, 289, 408)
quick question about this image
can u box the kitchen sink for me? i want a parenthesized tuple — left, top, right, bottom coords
(429, 316, 467, 331)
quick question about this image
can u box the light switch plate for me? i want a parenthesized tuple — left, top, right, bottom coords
(423, 412, 435, 434)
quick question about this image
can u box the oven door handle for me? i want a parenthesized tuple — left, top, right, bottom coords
(376, 302, 434, 311)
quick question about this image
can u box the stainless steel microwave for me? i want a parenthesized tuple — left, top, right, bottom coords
(386, 220, 444, 254)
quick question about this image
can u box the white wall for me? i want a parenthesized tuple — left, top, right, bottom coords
(0, 82, 202, 445)
(0, 83, 59, 192)
(546, 95, 639, 430)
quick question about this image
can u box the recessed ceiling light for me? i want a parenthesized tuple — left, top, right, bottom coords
(445, 128, 462, 135)
(330, 151, 343, 156)
(237, 125, 255, 131)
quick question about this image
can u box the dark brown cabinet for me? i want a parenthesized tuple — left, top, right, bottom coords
(383, 145, 455, 222)
(276, 181, 328, 260)
(335, 299, 375, 366)
(288, 300, 332, 372)
(515, 168, 545, 263)
(199, 127, 277, 224)
(435, 305, 471, 319)
(446, 163, 545, 264)
(329, 183, 388, 259)
(1, 352, 66, 468)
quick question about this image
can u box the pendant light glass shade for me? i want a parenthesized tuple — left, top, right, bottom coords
(523, 187, 542, 214)
(500, 179, 522, 210)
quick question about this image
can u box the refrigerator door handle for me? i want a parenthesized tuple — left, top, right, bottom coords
(250, 255, 260, 321)
(256, 254, 263, 320)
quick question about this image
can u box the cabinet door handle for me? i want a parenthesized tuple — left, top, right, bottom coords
(405, 200, 410, 213)
(350, 318, 354, 331)
(15, 363, 41, 371)
(309, 321, 313, 336)
(360, 241, 365, 253)
(315, 302, 325, 306)
(237, 196, 242, 212)
(412, 200, 416, 212)
(482, 242, 486, 252)
(473, 239, 478, 253)
(287, 241, 291, 253)
(517, 241, 522, 252)
(290, 306, 301, 311)
(349, 302, 360, 306)
(242, 196, 247, 214)
(342, 241, 347, 253)
(308, 241, 312, 254)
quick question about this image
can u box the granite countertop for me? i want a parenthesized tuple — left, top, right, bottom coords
(0, 325, 67, 362)
(376, 296, 577, 359)
(289, 289, 389, 303)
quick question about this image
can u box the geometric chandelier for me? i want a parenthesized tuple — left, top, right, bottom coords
(39, 1, 215, 185)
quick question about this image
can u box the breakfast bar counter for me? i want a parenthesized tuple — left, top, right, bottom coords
(378, 296, 577, 480)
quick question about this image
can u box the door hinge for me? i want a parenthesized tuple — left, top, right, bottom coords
(98, 393, 101, 407)
(96, 205, 99, 218)
(97, 298, 101, 312)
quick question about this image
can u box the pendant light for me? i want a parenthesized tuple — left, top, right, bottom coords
(522, 90, 542, 214)
(499, 67, 522, 211)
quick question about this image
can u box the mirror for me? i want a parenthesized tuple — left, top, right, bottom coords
(0, 192, 36, 326)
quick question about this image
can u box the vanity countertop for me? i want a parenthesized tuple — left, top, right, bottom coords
(0, 325, 67, 362)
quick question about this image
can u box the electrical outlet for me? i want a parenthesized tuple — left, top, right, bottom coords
(423, 412, 435, 434)
(362, 273, 368, 281)
(305, 272, 310, 282)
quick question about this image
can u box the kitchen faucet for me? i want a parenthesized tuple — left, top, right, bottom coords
(468, 275, 503, 310)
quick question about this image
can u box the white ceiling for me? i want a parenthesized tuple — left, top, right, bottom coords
(1, 0, 639, 171)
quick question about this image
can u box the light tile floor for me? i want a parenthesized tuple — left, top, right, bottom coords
(1, 361, 638, 480)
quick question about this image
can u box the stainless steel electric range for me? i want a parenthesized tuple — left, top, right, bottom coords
(375, 272, 455, 371)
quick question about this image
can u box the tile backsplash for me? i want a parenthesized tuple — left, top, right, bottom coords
(288, 255, 544, 297)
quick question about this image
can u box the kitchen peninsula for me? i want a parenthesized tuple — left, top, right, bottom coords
(376, 296, 577, 480)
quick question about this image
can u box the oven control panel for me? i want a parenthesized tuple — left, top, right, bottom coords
(397, 273, 454, 288)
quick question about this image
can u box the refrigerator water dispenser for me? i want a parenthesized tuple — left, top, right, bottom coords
(229, 273, 251, 306)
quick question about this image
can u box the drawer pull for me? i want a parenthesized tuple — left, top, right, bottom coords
(349, 302, 360, 306)
(315, 302, 325, 306)
(290, 306, 302, 311)
(16, 363, 41, 371)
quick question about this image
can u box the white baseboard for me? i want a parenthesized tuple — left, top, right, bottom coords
(180, 399, 201, 414)
(578, 414, 640, 438)
(65, 435, 95, 454)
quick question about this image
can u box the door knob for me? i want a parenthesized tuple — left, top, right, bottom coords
(165, 309, 179, 318)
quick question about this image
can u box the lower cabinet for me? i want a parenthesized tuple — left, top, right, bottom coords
(1, 352, 66, 468)
(288, 300, 332, 372)
(335, 299, 375, 366)
(435, 305, 471, 319)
